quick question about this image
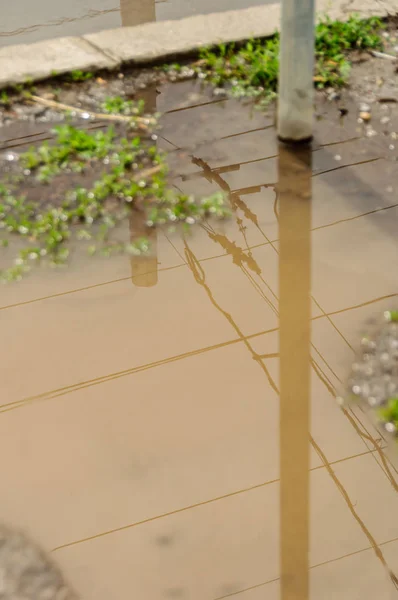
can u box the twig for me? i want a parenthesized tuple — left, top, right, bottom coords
(132, 165, 163, 181)
(30, 95, 156, 128)
(370, 50, 397, 61)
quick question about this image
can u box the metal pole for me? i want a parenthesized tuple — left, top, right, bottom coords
(279, 143, 312, 600)
(277, 0, 315, 142)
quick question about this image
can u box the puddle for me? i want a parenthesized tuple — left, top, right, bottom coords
(1, 80, 398, 600)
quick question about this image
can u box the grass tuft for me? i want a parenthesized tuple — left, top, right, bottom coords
(0, 99, 229, 282)
(184, 15, 384, 104)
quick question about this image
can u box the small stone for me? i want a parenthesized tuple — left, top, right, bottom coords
(96, 77, 106, 85)
(359, 102, 371, 112)
(366, 128, 377, 137)
(359, 111, 371, 122)
(368, 396, 379, 407)
(2, 151, 18, 162)
(327, 88, 340, 101)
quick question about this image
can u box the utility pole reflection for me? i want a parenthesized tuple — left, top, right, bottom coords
(120, 0, 158, 288)
(278, 143, 312, 600)
(120, 0, 155, 26)
(130, 210, 158, 287)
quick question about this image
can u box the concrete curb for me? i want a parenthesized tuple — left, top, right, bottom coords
(0, 0, 397, 90)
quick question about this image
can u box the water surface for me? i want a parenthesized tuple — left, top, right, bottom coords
(1, 81, 398, 599)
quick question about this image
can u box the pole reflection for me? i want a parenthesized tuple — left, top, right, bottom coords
(130, 210, 158, 287)
(278, 143, 312, 600)
(128, 81, 159, 287)
(120, 0, 158, 288)
(120, 0, 156, 27)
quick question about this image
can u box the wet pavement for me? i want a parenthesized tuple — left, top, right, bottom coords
(1, 80, 398, 599)
(0, 0, 276, 47)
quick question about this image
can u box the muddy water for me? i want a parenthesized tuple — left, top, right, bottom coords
(1, 81, 398, 600)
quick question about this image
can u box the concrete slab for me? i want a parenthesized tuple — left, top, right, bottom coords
(84, 0, 398, 63)
(0, 36, 118, 88)
(84, 4, 281, 63)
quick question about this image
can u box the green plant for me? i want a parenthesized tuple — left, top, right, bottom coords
(20, 125, 116, 183)
(314, 15, 383, 87)
(379, 397, 398, 429)
(184, 15, 384, 102)
(69, 70, 94, 82)
(0, 90, 10, 107)
(0, 110, 229, 281)
(101, 96, 144, 115)
(385, 310, 398, 323)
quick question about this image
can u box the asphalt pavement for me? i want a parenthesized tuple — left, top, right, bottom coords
(0, 0, 277, 47)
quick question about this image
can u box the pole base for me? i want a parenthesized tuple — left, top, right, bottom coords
(277, 135, 313, 146)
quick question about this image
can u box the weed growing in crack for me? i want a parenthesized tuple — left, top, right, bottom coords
(314, 15, 383, 87)
(69, 70, 94, 82)
(101, 96, 145, 115)
(166, 15, 384, 104)
(0, 90, 11, 108)
(378, 397, 398, 432)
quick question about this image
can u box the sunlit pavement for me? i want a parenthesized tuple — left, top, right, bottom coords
(0, 0, 277, 47)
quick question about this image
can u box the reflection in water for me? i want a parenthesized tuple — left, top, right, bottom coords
(122, 0, 158, 291)
(120, 0, 156, 26)
(278, 143, 312, 600)
(130, 210, 158, 287)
